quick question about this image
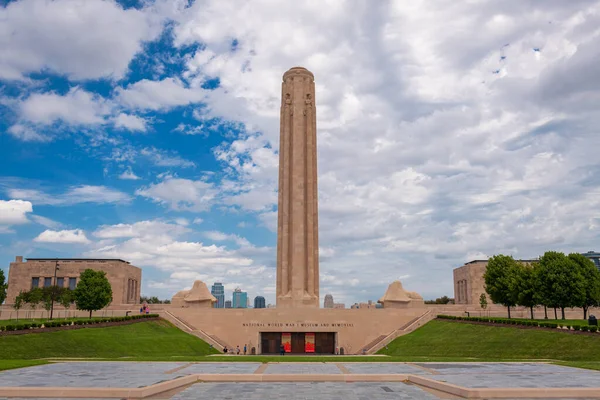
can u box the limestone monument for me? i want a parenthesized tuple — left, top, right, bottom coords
(378, 280, 424, 308)
(276, 67, 320, 308)
(171, 280, 216, 308)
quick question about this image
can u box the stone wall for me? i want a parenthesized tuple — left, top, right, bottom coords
(166, 306, 427, 354)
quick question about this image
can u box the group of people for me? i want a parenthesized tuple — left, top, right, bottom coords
(139, 304, 150, 314)
(223, 344, 248, 355)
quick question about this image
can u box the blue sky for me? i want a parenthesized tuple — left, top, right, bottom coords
(1, 0, 600, 306)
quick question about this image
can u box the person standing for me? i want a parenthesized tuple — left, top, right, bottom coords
(236, 345, 240, 355)
(243, 344, 247, 355)
(280, 344, 285, 356)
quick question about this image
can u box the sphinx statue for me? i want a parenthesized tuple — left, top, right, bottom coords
(378, 280, 424, 309)
(171, 280, 217, 308)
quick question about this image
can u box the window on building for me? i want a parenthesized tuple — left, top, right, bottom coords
(56, 277, 64, 287)
(31, 277, 39, 289)
(44, 277, 52, 287)
(69, 277, 77, 290)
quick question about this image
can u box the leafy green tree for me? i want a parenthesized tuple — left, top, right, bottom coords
(25, 287, 43, 318)
(59, 290, 73, 319)
(484, 254, 519, 318)
(513, 262, 539, 319)
(537, 251, 586, 319)
(479, 293, 488, 315)
(568, 253, 600, 320)
(74, 269, 113, 318)
(13, 291, 24, 321)
(0, 269, 7, 305)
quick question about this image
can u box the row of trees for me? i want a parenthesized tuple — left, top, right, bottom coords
(484, 252, 600, 320)
(140, 296, 171, 304)
(13, 269, 113, 319)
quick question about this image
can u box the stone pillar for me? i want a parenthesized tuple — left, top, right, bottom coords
(276, 67, 319, 308)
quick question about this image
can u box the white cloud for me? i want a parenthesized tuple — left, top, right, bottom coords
(7, 185, 131, 205)
(116, 78, 206, 110)
(7, 124, 50, 142)
(193, 218, 204, 225)
(118, 167, 141, 181)
(94, 220, 189, 239)
(34, 229, 90, 244)
(30, 215, 62, 229)
(0, 200, 32, 232)
(113, 113, 147, 132)
(139, 147, 196, 168)
(0, 0, 164, 80)
(136, 176, 217, 211)
(18, 87, 110, 125)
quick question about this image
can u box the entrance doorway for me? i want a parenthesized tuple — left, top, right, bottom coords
(260, 332, 336, 354)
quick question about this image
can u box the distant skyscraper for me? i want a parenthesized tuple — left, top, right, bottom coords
(232, 287, 248, 308)
(324, 294, 334, 308)
(224, 300, 232, 308)
(254, 296, 266, 309)
(211, 282, 225, 308)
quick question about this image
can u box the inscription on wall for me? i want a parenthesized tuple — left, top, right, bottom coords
(242, 322, 354, 328)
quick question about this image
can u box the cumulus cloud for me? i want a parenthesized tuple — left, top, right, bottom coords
(85, 218, 272, 298)
(17, 87, 110, 126)
(113, 113, 148, 132)
(0, 199, 32, 232)
(34, 229, 90, 244)
(118, 167, 141, 180)
(116, 78, 206, 110)
(136, 176, 217, 211)
(0, 0, 164, 80)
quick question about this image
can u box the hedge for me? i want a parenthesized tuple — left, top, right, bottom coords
(0, 314, 159, 333)
(437, 315, 598, 332)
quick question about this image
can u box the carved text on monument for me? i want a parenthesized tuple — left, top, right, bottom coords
(242, 322, 355, 328)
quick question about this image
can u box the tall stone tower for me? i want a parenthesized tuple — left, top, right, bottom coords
(276, 66, 319, 308)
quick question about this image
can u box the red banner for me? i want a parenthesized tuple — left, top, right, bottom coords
(282, 332, 291, 353)
(305, 332, 315, 353)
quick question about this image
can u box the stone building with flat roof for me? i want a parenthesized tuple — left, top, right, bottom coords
(453, 259, 538, 305)
(4, 256, 141, 306)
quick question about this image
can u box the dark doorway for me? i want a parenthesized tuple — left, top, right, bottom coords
(315, 332, 335, 354)
(261, 332, 281, 354)
(290, 332, 305, 353)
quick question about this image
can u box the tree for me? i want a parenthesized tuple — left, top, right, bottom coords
(568, 253, 600, 320)
(484, 254, 519, 318)
(479, 293, 488, 315)
(59, 290, 73, 319)
(537, 251, 586, 319)
(74, 269, 113, 318)
(41, 286, 66, 319)
(25, 288, 43, 318)
(513, 262, 539, 319)
(13, 291, 24, 321)
(0, 269, 7, 305)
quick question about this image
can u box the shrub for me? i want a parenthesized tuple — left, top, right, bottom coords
(574, 325, 581, 331)
(5, 325, 15, 331)
(21, 323, 31, 330)
(582, 326, 590, 332)
(590, 326, 598, 333)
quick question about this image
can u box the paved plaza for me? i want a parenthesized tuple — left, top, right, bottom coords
(0, 361, 598, 399)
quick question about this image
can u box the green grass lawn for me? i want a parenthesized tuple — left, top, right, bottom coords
(0, 319, 218, 359)
(380, 320, 600, 361)
(0, 360, 48, 371)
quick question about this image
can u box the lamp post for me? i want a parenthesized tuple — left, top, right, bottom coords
(50, 260, 60, 320)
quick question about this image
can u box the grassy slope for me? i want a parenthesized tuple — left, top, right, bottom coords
(379, 320, 600, 361)
(0, 360, 48, 371)
(0, 320, 218, 359)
